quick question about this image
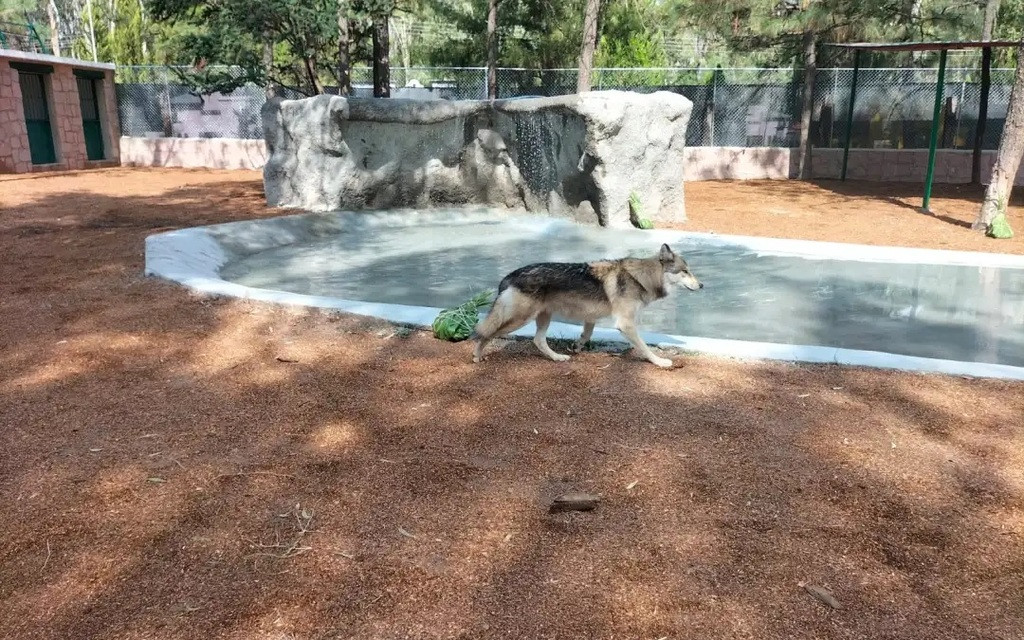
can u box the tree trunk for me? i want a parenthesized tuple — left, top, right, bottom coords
(263, 40, 276, 98)
(982, 0, 1001, 41)
(576, 0, 600, 93)
(798, 29, 816, 180)
(372, 15, 390, 98)
(486, 0, 499, 99)
(972, 46, 992, 184)
(974, 39, 1024, 230)
(47, 0, 61, 57)
(85, 0, 98, 61)
(138, 0, 148, 60)
(303, 55, 324, 95)
(337, 0, 351, 96)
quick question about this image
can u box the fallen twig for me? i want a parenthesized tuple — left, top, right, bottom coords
(800, 582, 841, 610)
(549, 493, 601, 513)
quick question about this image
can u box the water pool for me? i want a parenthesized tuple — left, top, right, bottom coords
(146, 209, 1024, 379)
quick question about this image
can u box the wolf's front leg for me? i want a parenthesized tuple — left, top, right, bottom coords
(616, 318, 672, 368)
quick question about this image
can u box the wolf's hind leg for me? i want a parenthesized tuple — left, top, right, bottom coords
(473, 289, 537, 363)
(570, 322, 595, 353)
(533, 312, 570, 362)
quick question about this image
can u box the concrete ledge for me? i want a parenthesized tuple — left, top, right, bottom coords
(684, 146, 797, 180)
(118, 136, 1024, 186)
(145, 209, 1024, 381)
(811, 148, 1024, 185)
(0, 48, 115, 71)
(120, 136, 268, 170)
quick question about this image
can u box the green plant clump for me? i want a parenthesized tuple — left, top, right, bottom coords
(432, 290, 494, 342)
(628, 191, 654, 229)
(987, 213, 1014, 239)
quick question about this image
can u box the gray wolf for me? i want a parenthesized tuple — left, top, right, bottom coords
(472, 244, 702, 368)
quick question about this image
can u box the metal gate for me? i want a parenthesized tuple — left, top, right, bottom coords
(18, 72, 56, 165)
(76, 76, 105, 161)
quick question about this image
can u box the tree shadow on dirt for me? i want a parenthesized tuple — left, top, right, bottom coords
(1, 176, 1023, 639)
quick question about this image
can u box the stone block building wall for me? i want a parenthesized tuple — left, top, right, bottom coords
(0, 60, 31, 173)
(0, 50, 120, 174)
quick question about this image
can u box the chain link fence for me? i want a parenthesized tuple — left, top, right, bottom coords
(116, 65, 1016, 150)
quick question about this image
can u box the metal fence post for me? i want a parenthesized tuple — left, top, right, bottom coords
(922, 49, 948, 212)
(710, 65, 720, 146)
(840, 51, 861, 181)
(831, 69, 839, 145)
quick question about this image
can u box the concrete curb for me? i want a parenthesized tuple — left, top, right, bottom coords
(145, 210, 1024, 381)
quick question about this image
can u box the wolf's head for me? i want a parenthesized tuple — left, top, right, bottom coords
(658, 244, 703, 292)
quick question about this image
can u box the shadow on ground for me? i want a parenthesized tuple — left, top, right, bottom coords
(0, 169, 1022, 639)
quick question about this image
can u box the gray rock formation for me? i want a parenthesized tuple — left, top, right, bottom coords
(261, 91, 692, 227)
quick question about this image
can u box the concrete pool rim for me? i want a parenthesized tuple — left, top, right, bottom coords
(144, 208, 1024, 381)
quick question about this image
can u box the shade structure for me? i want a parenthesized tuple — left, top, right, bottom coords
(825, 40, 1020, 212)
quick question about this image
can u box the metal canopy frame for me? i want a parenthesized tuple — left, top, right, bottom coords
(827, 40, 1020, 212)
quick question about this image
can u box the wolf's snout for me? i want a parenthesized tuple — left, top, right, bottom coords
(699, 282, 704, 289)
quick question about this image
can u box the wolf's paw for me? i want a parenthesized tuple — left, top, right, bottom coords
(651, 356, 674, 369)
(549, 353, 571, 363)
(568, 340, 587, 353)
(473, 354, 486, 364)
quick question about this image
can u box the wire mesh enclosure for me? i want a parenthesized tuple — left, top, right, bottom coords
(115, 65, 1016, 150)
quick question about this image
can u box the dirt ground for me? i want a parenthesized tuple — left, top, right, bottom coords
(682, 179, 1024, 254)
(1, 168, 1023, 640)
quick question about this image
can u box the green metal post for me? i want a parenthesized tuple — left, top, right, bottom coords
(840, 50, 861, 181)
(922, 49, 948, 212)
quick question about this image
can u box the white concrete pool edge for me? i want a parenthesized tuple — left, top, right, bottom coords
(145, 210, 1024, 381)
(155, 207, 1024, 269)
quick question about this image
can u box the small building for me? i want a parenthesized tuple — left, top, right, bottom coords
(0, 49, 120, 173)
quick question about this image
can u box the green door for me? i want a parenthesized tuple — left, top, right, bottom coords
(77, 77, 105, 161)
(19, 72, 57, 165)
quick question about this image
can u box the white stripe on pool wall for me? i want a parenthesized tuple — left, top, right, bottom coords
(144, 210, 1024, 382)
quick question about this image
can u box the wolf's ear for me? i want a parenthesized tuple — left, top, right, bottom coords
(659, 243, 674, 262)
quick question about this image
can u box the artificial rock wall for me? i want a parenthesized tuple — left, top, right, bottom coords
(261, 91, 693, 227)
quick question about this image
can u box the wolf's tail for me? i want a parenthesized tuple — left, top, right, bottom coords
(471, 288, 513, 341)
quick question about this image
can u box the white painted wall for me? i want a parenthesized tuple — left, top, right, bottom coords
(119, 136, 1024, 185)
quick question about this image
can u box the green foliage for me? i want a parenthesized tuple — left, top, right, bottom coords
(425, 0, 585, 68)
(93, 0, 152, 64)
(432, 290, 494, 342)
(994, 0, 1024, 66)
(987, 213, 1015, 239)
(678, 0, 988, 67)
(595, 0, 668, 68)
(628, 191, 653, 229)
(148, 0, 400, 94)
(11, 0, 1019, 91)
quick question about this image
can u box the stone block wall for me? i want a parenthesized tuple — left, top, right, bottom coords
(0, 51, 120, 174)
(0, 61, 31, 173)
(811, 148, 1024, 185)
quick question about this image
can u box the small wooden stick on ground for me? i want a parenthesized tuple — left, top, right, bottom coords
(549, 493, 601, 513)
